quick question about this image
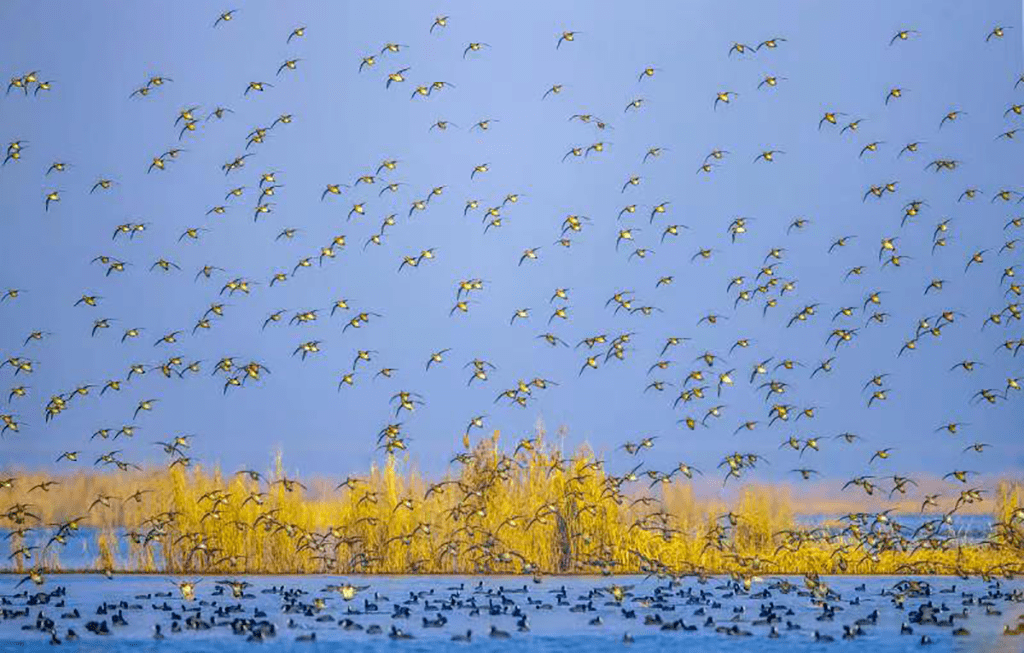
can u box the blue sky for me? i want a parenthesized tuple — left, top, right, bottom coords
(0, 0, 1022, 490)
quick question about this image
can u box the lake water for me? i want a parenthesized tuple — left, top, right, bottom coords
(1, 528, 139, 572)
(1, 574, 1022, 652)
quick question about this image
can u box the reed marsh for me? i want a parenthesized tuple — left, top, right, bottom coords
(3, 432, 1022, 577)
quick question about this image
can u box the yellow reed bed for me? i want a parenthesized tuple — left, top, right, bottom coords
(2, 433, 1022, 576)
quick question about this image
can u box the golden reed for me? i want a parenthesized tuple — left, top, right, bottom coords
(2, 432, 1022, 577)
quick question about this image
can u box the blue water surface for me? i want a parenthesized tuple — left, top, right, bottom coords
(0, 574, 1022, 652)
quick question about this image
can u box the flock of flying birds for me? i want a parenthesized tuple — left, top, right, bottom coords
(1, 4, 1024, 592)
